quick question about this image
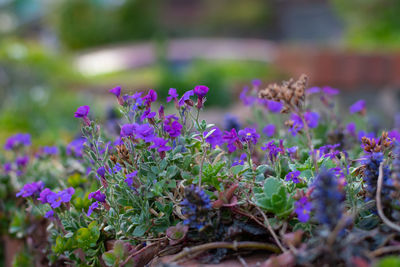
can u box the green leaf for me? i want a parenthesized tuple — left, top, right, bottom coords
(132, 225, 147, 237)
(102, 252, 117, 267)
(263, 178, 282, 198)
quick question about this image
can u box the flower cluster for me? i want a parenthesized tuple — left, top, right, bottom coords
(362, 152, 391, 202)
(180, 186, 212, 230)
(312, 170, 344, 229)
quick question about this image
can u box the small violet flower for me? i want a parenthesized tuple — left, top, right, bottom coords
(232, 153, 247, 166)
(125, 171, 138, 187)
(285, 170, 301, 183)
(204, 127, 223, 149)
(349, 100, 366, 115)
(87, 201, 99, 216)
(44, 210, 54, 219)
(109, 86, 124, 105)
(295, 197, 312, 223)
(263, 124, 276, 137)
(16, 181, 44, 198)
(194, 85, 209, 109)
(4, 133, 31, 150)
(238, 128, 260, 145)
(178, 90, 194, 107)
(74, 105, 91, 126)
(88, 190, 106, 203)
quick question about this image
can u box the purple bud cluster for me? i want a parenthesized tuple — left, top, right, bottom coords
(180, 185, 212, 230)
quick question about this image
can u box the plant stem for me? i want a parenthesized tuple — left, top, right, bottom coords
(254, 205, 287, 252)
(169, 241, 280, 263)
(298, 112, 318, 173)
(376, 163, 400, 232)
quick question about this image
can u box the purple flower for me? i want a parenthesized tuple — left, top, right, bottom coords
(223, 128, 241, 153)
(232, 153, 247, 166)
(132, 97, 144, 111)
(140, 108, 156, 122)
(44, 210, 54, 218)
(66, 138, 86, 158)
(3, 162, 12, 173)
(113, 163, 122, 174)
(125, 171, 138, 187)
(42, 146, 58, 156)
(295, 197, 312, 223)
(120, 123, 136, 137)
(74, 105, 91, 126)
(194, 85, 209, 98)
(47, 188, 75, 209)
(178, 90, 194, 107)
(240, 87, 256, 106)
(285, 170, 301, 184)
(87, 201, 99, 216)
(349, 100, 366, 114)
(322, 86, 339, 95)
(109, 86, 124, 105)
(267, 101, 283, 113)
(158, 105, 165, 120)
(97, 166, 106, 178)
(287, 146, 298, 158)
(263, 124, 276, 137)
(150, 138, 172, 152)
(144, 89, 157, 107)
(306, 87, 321, 94)
(304, 111, 319, 128)
(135, 123, 155, 142)
(88, 190, 106, 203)
(38, 188, 53, 204)
(167, 88, 179, 102)
(164, 115, 182, 138)
(109, 86, 121, 97)
(238, 128, 260, 145)
(317, 144, 340, 159)
(252, 79, 262, 87)
(288, 114, 303, 136)
(204, 127, 223, 149)
(16, 156, 29, 168)
(194, 85, 209, 109)
(4, 133, 31, 150)
(261, 140, 284, 162)
(347, 122, 356, 136)
(16, 181, 44, 198)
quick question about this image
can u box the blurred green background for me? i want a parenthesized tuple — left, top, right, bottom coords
(0, 0, 398, 143)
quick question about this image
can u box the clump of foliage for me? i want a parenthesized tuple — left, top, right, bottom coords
(6, 77, 400, 266)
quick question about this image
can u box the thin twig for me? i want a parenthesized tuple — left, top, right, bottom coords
(237, 255, 249, 267)
(298, 112, 318, 172)
(121, 242, 159, 266)
(169, 241, 280, 263)
(254, 205, 287, 252)
(198, 144, 208, 187)
(376, 163, 400, 233)
(370, 245, 400, 257)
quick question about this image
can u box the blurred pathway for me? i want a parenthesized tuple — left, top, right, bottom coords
(75, 38, 277, 76)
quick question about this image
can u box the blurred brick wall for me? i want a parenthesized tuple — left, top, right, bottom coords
(275, 45, 400, 90)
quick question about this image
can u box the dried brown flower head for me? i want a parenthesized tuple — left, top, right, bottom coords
(361, 131, 393, 153)
(258, 74, 308, 113)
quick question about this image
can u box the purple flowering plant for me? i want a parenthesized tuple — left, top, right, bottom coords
(9, 76, 400, 266)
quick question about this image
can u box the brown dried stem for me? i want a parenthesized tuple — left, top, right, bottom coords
(376, 163, 400, 233)
(169, 241, 280, 263)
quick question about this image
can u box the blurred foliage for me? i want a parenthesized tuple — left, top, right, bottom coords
(332, 0, 400, 50)
(51, 0, 159, 50)
(0, 40, 89, 144)
(47, 0, 270, 50)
